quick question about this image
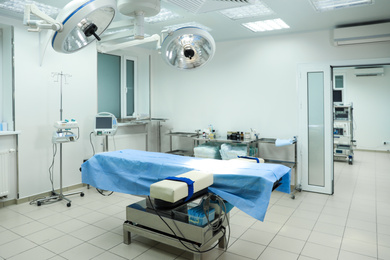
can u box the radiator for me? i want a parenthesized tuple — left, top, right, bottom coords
(0, 149, 15, 198)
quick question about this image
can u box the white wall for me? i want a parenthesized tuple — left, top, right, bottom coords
(335, 66, 390, 151)
(12, 24, 99, 198)
(150, 30, 390, 153)
(4, 18, 152, 199)
(0, 24, 13, 129)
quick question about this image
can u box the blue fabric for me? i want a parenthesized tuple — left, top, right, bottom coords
(237, 156, 260, 163)
(81, 149, 291, 221)
(165, 176, 194, 202)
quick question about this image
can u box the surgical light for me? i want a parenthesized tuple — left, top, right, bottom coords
(161, 27, 216, 70)
(24, 0, 116, 54)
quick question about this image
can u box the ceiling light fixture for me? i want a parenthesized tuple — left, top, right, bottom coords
(310, 0, 374, 12)
(161, 27, 216, 70)
(164, 22, 212, 33)
(145, 7, 181, 23)
(220, 0, 274, 20)
(0, 0, 59, 17)
(242, 18, 290, 32)
(24, 0, 116, 54)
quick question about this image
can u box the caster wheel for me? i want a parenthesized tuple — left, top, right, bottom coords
(80, 192, 85, 197)
(291, 195, 295, 200)
(37, 201, 42, 206)
(67, 203, 71, 207)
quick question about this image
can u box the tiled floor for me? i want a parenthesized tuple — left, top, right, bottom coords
(0, 150, 389, 260)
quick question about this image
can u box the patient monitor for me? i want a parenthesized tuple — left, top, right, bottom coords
(94, 112, 118, 136)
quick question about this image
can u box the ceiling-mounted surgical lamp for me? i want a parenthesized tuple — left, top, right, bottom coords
(24, 0, 116, 54)
(160, 27, 216, 70)
(117, 0, 160, 39)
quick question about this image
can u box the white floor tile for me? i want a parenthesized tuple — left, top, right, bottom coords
(343, 227, 377, 244)
(88, 231, 124, 250)
(61, 242, 105, 260)
(8, 246, 56, 260)
(307, 231, 342, 249)
(69, 224, 107, 241)
(91, 251, 127, 260)
(216, 251, 253, 260)
(251, 220, 283, 234)
(25, 227, 65, 244)
(341, 237, 377, 258)
(258, 247, 298, 260)
(53, 218, 89, 233)
(378, 223, 390, 236)
(109, 241, 152, 259)
(227, 239, 265, 259)
(230, 214, 257, 228)
(338, 250, 377, 260)
(0, 238, 37, 259)
(268, 235, 305, 254)
(277, 225, 311, 241)
(240, 228, 276, 246)
(0, 229, 21, 245)
(346, 218, 377, 233)
(378, 245, 390, 260)
(41, 234, 84, 254)
(313, 221, 345, 237)
(133, 247, 178, 260)
(301, 242, 339, 260)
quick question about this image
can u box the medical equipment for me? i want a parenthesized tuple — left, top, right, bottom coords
(94, 112, 118, 136)
(35, 72, 84, 207)
(124, 171, 229, 259)
(81, 149, 291, 221)
(52, 120, 79, 144)
(334, 104, 355, 164)
(23, 0, 116, 54)
(161, 27, 216, 70)
(334, 106, 351, 120)
(150, 171, 213, 204)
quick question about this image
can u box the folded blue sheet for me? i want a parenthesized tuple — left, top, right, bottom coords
(81, 149, 291, 221)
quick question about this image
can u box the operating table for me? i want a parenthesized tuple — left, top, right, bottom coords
(81, 149, 291, 259)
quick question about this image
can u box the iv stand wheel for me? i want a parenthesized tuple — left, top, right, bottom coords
(37, 201, 42, 206)
(80, 192, 85, 197)
(67, 202, 71, 207)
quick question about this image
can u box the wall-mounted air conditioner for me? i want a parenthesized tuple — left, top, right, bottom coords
(333, 22, 390, 46)
(354, 67, 385, 77)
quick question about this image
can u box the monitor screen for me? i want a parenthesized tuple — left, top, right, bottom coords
(333, 90, 342, 102)
(96, 117, 112, 129)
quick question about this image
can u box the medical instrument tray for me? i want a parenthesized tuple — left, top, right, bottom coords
(124, 199, 227, 245)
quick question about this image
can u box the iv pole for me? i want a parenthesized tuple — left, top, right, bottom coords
(36, 72, 84, 207)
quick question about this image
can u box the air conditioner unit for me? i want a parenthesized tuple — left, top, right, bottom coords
(333, 22, 390, 46)
(354, 67, 384, 77)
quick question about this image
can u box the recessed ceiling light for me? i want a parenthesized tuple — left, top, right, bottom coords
(220, 0, 274, 20)
(0, 0, 59, 17)
(310, 0, 374, 12)
(242, 18, 290, 32)
(145, 7, 181, 23)
(164, 22, 212, 32)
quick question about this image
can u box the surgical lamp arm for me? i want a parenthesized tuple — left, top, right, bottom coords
(24, 4, 63, 32)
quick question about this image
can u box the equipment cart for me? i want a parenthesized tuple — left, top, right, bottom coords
(333, 104, 355, 165)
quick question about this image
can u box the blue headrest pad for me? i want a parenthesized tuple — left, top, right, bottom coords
(165, 176, 195, 202)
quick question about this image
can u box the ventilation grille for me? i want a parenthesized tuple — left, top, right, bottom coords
(166, 0, 255, 14)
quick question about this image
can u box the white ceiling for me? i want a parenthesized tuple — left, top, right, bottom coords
(1, 0, 389, 43)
